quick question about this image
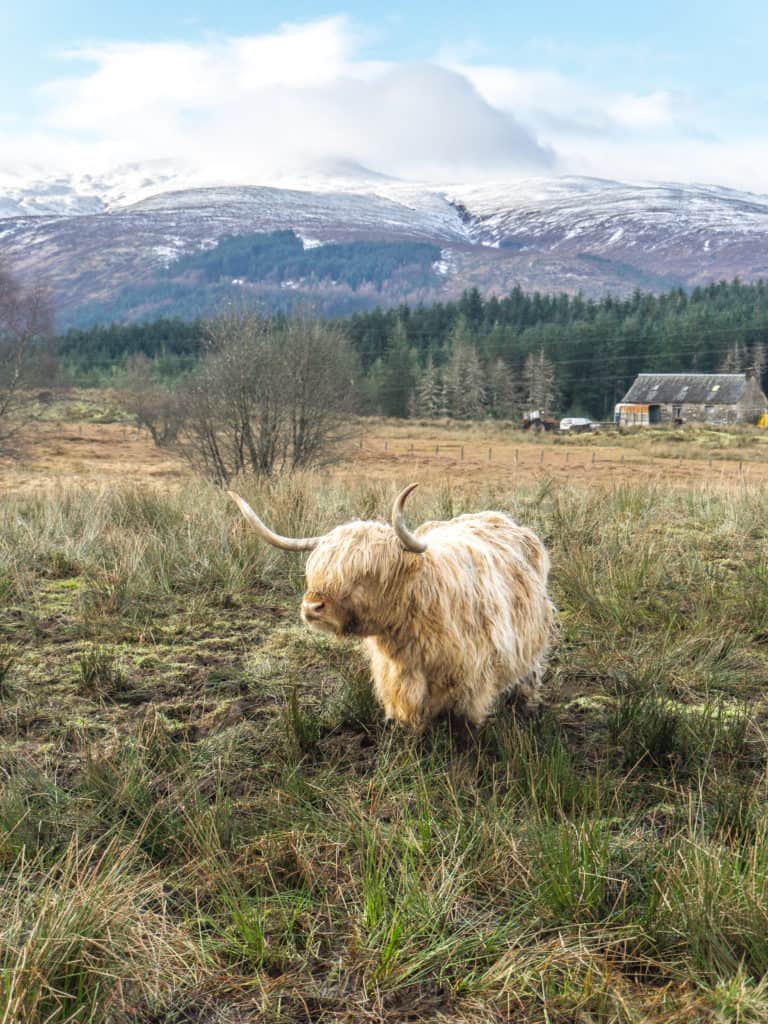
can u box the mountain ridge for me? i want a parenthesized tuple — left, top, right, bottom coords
(2, 168, 768, 326)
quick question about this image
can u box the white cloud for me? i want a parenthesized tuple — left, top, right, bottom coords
(17, 18, 552, 182)
(451, 61, 681, 136)
(606, 91, 675, 129)
(2, 17, 767, 193)
(443, 59, 768, 192)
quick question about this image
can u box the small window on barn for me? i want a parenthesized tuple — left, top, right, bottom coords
(705, 404, 715, 419)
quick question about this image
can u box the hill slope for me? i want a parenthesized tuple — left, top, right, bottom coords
(2, 170, 768, 325)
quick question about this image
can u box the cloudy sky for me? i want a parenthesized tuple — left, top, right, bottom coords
(3, 0, 768, 190)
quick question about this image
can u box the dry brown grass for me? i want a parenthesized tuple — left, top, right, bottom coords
(4, 396, 768, 494)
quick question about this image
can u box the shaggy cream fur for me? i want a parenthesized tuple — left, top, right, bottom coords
(301, 511, 554, 730)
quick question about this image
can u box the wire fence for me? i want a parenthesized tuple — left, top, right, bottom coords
(45, 423, 768, 484)
(355, 435, 768, 481)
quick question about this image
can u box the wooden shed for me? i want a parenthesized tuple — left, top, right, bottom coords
(615, 372, 768, 427)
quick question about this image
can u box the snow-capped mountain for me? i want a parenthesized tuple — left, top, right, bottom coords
(2, 165, 768, 326)
(0, 161, 203, 217)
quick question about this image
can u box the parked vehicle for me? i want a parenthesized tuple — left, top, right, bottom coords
(559, 417, 599, 434)
(522, 410, 559, 432)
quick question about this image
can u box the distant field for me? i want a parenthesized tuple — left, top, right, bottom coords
(3, 391, 768, 493)
(2, 474, 768, 1022)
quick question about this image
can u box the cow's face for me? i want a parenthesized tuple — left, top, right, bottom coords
(301, 523, 402, 638)
(300, 589, 363, 636)
(228, 485, 426, 640)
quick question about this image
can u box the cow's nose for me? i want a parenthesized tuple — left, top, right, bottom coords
(304, 600, 325, 616)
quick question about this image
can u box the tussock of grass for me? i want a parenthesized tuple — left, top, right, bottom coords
(0, 838, 203, 1024)
(2, 474, 768, 1021)
(77, 645, 134, 701)
(0, 644, 19, 700)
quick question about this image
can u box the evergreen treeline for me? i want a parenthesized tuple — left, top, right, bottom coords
(348, 281, 768, 418)
(62, 283, 381, 333)
(61, 232, 442, 330)
(171, 230, 441, 290)
(57, 279, 768, 417)
(58, 319, 207, 380)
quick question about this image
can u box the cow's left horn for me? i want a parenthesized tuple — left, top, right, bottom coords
(228, 492, 321, 551)
(392, 483, 427, 554)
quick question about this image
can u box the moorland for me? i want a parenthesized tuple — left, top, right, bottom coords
(2, 412, 768, 1022)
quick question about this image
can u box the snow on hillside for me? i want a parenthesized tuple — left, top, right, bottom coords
(0, 162, 200, 217)
(3, 164, 768, 320)
(4, 164, 768, 258)
(445, 177, 768, 250)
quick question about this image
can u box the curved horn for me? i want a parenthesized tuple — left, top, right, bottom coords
(228, 492, 321, 552)
(392, 483, 427, 554)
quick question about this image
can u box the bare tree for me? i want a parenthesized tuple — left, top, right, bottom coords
(177, 311, 358, 484)
(282, 316, 358, 468)
(117, 355, 184, 447)
(0, 262, 54, 450)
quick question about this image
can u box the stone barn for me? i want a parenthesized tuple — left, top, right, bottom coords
(615, 372, 768, 427)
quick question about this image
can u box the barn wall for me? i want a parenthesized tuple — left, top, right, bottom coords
(737, 379, 768, 423)
(660, 403, 738, 425)
(617, 377, 768, 426)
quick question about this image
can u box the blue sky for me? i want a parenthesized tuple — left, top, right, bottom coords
(2, 1, 768, 189)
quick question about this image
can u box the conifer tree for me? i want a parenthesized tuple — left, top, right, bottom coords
(485, 321, 509, 364)
(750, 341, 767, 386)
(719, 340, 747, 372)
(487, 357, 521, 419)
(441, 315, 488, 419)
(373, 318, 419, 417)
(413, 354, 441, 418)
(522, 348, 560, 414)
(461, 345, 488, 419)
(437, 379, 450, 419)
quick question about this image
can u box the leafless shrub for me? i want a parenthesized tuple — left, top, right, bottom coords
(117, 354, 184, 447)
(176, 311, 359, 484)
(0, 261, 55, 451)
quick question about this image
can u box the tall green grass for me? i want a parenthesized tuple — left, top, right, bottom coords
(1, 475, 767, 1021)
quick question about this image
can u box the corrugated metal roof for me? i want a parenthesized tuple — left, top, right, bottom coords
(620, 373, 749, 405)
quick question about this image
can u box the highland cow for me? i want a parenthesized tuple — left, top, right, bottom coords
(229, 485, 554, 731)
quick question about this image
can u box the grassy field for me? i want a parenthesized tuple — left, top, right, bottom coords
(4, 391, 768, 493)
(1, 471, 768, 1023)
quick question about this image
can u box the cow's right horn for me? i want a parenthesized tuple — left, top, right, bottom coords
(392, 483, 427, 554)
(228, 492, 321, 551)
